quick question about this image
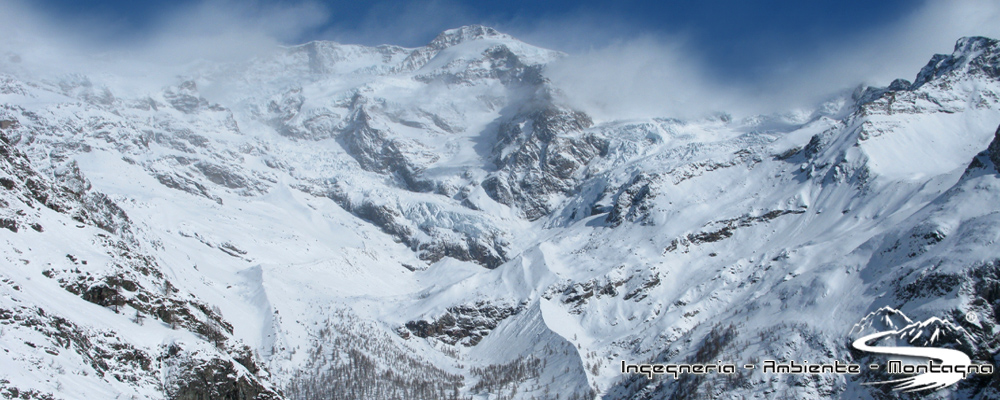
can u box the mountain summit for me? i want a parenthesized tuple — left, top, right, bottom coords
(429, 25, 513, 48)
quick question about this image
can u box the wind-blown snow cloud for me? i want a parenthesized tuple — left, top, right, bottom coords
(0, 0, 329, 95)
(755, 0, 1000, 111)
(137, 0, 329, 63)
(2, 0, 999, 119)
(542, 36, 742, 121)
(535, 0, 1000, 120)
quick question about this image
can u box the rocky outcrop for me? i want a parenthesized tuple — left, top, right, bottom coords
(47, 262, 234, 347)
(545, 277, 628, 314)
(414, 43, 545, 87)
(415, 233, 509, 270)
(395, 25, 515, 73)
(298, 181, 510, 269)
(1, 130, 232, 346)
(403, 301, 526, 346)
(850, 36, 1000, 119)
(151, 128, 211, 153)
(338, 96, 434, 192)
(1, 126, 282, 399)
(1, 132, 131, 239)
(164, 81, 211, 114)
(0, 132, 74, 213)
(266, 87, 321, 140)
(988, 124, 1000, 172)
(148, 155, 268, 201)
(1, 300, 277, 400)
(58, 74, 116, 107)
(484, 104, 605, 220)
(0, 301, 157, 391)
(665, 149, 762, 185)
(913, 36, 999, 89)
(605, 173, 659, 227)
(194, 161, 255, 191)
(664, 209, 806, 253)
(154, 171, 223, 204)
(164, 345, 281, 400)
(543, 270, 662, 313)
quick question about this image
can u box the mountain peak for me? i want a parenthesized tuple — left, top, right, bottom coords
(912, 35, 999, 88)
(428, 25, 512, 49)
(895, 317, 970, 347)
(851, 307, 914, 335)
(954, 36, 999, 55)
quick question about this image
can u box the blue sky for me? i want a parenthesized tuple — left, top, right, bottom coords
(9, 0, 1000, 116)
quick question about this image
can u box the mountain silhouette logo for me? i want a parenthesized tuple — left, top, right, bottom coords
(851, 315, 993, 392)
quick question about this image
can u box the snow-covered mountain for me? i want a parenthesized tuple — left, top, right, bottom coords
(1, 25, 1000, 399)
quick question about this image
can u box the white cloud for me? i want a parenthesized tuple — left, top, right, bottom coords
(0, 0, 329, 95)
(138, 0, 330, 62)
(754, 0, 1000, 111)
(543, 35, 742, 121)
(528, 0, 1000, 120)
(2, 0, 998, 119)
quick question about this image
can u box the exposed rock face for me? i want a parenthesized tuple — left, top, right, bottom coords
(154, 171, 223, 204)
(484, 104, 605, 220)
(415, 232, 509, 270)
(414, 43, 545, 86)
(403, 301, 526, 346)
(52, 160, 91, 195)
(1, 134, 130, 239)
(194, 161, 257, 192)
(430, 25, 508, 49)
(545, 277, 627, 313)
(47, 259, 235, 348)
(850, 36, 1000, 122)
(338, 96, 435, 192)
(164, 81, 211, 114)
(396, 25, 515, 73)
(0, 301, 157, 395)
(151, 128, 212, 153)
(542, 269, 663, 314)
(266, 87, 330, 140)
(664, 209, 807, 253)
(913, 36, 1000, 88)
(0, 127, 279, 400)
(988, 124, 1000, 172)
(164, 346, 282, 400)
(58, 75, 116, 107)
(605, 173, 659, 227)
(1, 133, 71, 213)
(300, 181, 510, 268)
